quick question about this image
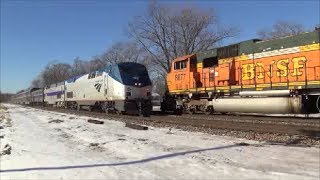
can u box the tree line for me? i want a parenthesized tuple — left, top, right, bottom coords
(29, 2, 311, 95)
(0, 91, 13, 102)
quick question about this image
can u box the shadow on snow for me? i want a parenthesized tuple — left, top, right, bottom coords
(0, 143, 245, 173)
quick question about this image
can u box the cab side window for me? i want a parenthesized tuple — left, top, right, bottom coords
(88, 72, 96, 79)
(174, 60, 187, 70)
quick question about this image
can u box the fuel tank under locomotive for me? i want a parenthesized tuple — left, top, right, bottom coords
(208, 90, 304, 114)
(208, 96, 303, 114)
(167, 90, 320, 114)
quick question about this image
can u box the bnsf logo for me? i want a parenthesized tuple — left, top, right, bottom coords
(242, 56, 308, 80)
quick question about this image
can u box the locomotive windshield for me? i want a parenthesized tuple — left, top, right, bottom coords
(118, 62, 152, 87)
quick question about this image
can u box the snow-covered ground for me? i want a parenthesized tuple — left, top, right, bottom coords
(0, 104, 319, 180)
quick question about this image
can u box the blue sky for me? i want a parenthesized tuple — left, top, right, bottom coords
(1, 0, 319, 93)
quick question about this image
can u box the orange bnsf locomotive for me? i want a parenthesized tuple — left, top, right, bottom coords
(164, 28, 320, 114)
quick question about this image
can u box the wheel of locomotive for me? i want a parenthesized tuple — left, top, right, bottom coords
(174, 108, 183, 115)
(101, 102, 108, 114)
(187, 105, 196, 114)
(88, 106, 92, 112)
(70, 102, 78, 110)
(116, 110, 123, 115)
(188, 109, 196, 114)
(205, 106, 214, 115)
(142, 108, 151, 117)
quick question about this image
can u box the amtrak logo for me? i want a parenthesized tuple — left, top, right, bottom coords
(94, 83, 102, 92)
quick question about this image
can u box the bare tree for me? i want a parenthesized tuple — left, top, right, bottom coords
(70, 57, 91, 76)
(0, 91, 13, 102)
(151, 72, 167, 95)
(89, 56, 107, 71)
(100, 42, 146, 65)
(128, 2, 238, 73)
(16, 89, 24, 94)
(257, 21, 306, 40)
(31, 75, 44, 88)
(41, 62, 72, 86)
(70, 56, 106, 76)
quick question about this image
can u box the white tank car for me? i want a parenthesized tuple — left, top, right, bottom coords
(65, 62, 152, 116)
(44, 82, 65, 107)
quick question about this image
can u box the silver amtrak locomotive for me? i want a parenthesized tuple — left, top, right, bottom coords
(13, 62, 153, 116)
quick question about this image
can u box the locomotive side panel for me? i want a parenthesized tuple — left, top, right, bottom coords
(65, 72, 105, 106)
(235, 45, 320, 90)
(105, 74, 125, 100)
(197, 44, 319, 93)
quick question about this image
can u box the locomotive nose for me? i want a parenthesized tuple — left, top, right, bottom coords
(125, 86, 151, 100)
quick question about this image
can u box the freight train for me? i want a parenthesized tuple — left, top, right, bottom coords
(163, 28, 320, 114)
(12, 62, 153, 116)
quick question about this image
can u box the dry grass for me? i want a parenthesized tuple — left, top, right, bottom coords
(0, 103, 8, 111)
(0, 103, 11, 126)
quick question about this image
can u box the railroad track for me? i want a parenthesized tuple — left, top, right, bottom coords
(33, 106, 320, 136)
(14, 105, 319, 146)
(176, 113, 320, 127)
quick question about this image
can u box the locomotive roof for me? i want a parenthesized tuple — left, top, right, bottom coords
(172, 54, 195, 62)
(196, 28, 320, 62)
(65, 62, 149, 85)
(30, 87, 41, 92)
